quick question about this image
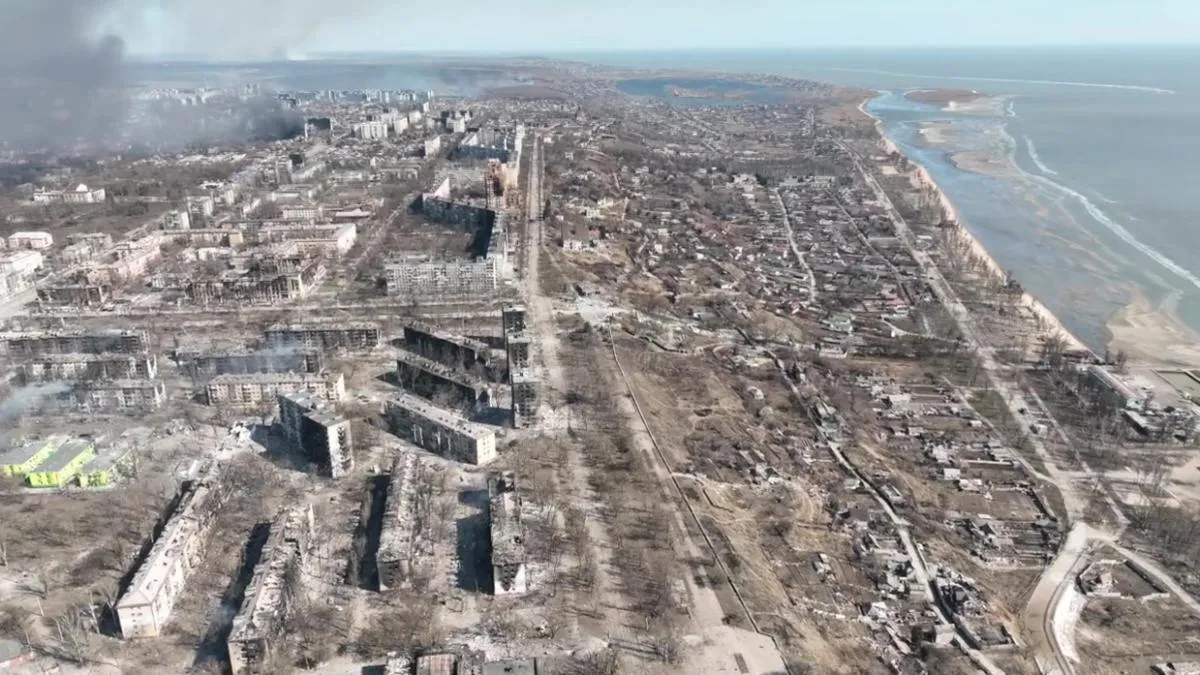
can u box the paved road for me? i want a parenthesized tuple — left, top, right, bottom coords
(770, 188, 817, 303)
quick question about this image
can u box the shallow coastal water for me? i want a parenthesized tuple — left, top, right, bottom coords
(588, 47, 1200, 360)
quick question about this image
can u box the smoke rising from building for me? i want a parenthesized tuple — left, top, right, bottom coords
(0, 0, 339, 152)
(0, 382, 73, 425)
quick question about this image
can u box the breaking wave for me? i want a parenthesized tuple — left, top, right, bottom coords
(1024, 136, 1058, 176)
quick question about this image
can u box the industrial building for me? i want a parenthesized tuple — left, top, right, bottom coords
(264, 321, 381, 351)
(395, 349, 492, 408)
(205, 372, 345, 406)
(177, 348, 323, 380)
(2, 329, 150, 358)
(377, 453, 428, 590)
(0, 435, 67, 477)
(17, 352, 157, 384)
(117, 470, 227, 638)
(278, 392, 354, 478)
(76, 379, 167, 411)
(489, 472, 528, 595)
(401, 321, 492, 370)
(78, 448, 131, 487)
(25, 438, 96, 488)
(383, 394, 497, 465)
(227, 505, 315, 675)
(384, 254, 498, 301)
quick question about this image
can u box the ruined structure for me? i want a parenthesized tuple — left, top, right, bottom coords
(17, 352, 157, 384)
(384, 254, 497, 301)
(278, 392, 354, 478)
(384, 394, 497, 465)
(488, 471, 527, 595)
(177, 348, 323, 380)
(1, 329, 149, 357)
(401, 321, 492, 370)
(117, 469, 226, 638)
(205, 372, 345, 406)
(377, 453, 430, 590)
(76, 379, 167, 411)
(264, 322, 381, 351)
(396, 350, 492, 408)
(227, 505, 315, 675)
(503, 305, 537, 428)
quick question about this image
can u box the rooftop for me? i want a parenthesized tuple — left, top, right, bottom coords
(0, 435, 66, 467)
(387, 393, 494, 440)
(33, 438, 94, 474)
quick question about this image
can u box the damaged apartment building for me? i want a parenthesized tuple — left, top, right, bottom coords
(227, 505, 316, 675)
(395, 349, 492, 409)
(384, 176, 509, 301)
(117, 468, 227, 638)
(206, 371, 345, 407)
(401, 321, 492, 371)
(176, 347, 323, 380)
(278, 392, 354, 478)
(384, 393, 497, 465)
(489, 471, 528, 595)
(377, 453, 431, 590)
(264, 321, 381, 352)
(16, 352, 157, 385)
(1, 329, 149, 358)
(503, 306, 538, 428)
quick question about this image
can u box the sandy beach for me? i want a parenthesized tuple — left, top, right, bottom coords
(1107, 288, 1200, 368)
(861, 97, 1090, 353)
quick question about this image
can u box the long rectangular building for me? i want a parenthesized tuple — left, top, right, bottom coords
(117, 470, 226, 638)
(206, 372, 345, 406)
(75, 379, 167, 411)
(2, 329, 149, 358)
(384, 254, 497, 300)
(489, 471, 527, 595)
(17, 352, 157, 384)
(377, 453, 427, 590)
(227, 505, 315, 675)
(395, 349, 491, 408)
(264, 322, 381, 352)
(384, 394, 497, 465)
(177, 348, 323, 379)
(401, 320, 492, 370)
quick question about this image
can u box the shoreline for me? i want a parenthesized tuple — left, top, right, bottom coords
(858, 95, 1091, 355)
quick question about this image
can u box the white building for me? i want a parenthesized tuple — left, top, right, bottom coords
(32, 184, 105, 205)
(353, 121, 390, 140)
(117, 473, 224, 638)
(7, 231, 53, 250)
(0, 250, 43, 275)
(206, 372, 346, 406)
(384, 393, 497, 465)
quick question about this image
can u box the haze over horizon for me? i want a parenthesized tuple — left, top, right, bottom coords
(108, 0, 1199, 58)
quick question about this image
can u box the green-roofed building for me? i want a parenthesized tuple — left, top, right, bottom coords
(79, 448, 131, 488)
(27, 439, 96, 488)
(0, 436, 66, 478)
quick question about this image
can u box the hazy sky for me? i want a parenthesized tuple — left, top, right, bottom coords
(119, 0, 1200, 56)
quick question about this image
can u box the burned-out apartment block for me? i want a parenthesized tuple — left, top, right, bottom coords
(264, 321, 381, 352)
(396, 349, 492, 409)
(205, 372, 346, 407)
(278, 392, 354, 478)
(177, 348, 323, 380)
(511, 372, 538, 429)
(384, 254, 498, 301)
(227, 504, 315, 675)
(117, 469, 227, 638)
(377, 452, 430, 590)
(76, 379, 168, 412)
(1, 329, 150, 358)
(501, 305, 526, 335)
(17, 352, 158, 384)
(489, 471, 528, 595)
(384, 394, 497, 465)
(401, 320, 492, 370)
